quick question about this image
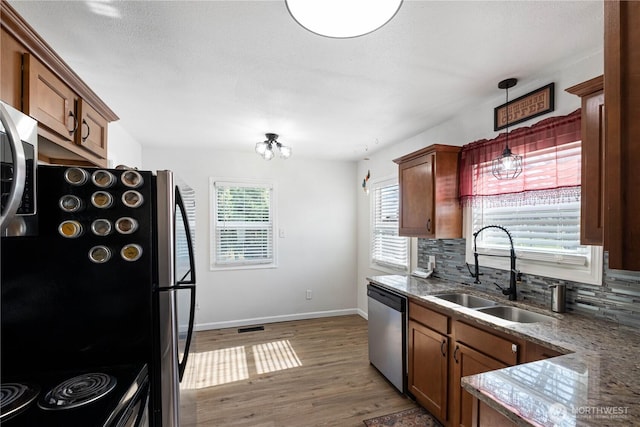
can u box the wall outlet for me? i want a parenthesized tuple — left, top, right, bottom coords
(306, 289, 312, 300)
(428, 255, 436, 270)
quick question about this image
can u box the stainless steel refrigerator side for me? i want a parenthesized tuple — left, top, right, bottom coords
(155, 170, 181, 427)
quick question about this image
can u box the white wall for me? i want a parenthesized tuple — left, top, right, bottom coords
(108, 122, 143, 168)
(356, 51, 604, 315)
(143, 148, 358, 330)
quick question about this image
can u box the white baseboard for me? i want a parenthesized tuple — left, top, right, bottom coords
(195, 308, 365, 331)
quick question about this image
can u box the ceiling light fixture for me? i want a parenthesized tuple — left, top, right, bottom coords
(285, 0, 403, 39)
(255, 133, 292, 161)
(492, 78, 523, 180)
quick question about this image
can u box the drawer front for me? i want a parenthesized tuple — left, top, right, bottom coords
(454, 321, 518, 366)
(409, 301, 448, 335)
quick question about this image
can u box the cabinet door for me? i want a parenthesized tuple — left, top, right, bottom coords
(523, 341, 564, 363)
(398, 154, 434, 237)
(604, 0, 640, 270)
(1, 28, 26, 110)
(77, 98, 108, 159)
(472, 400, 516, 427)
(581, 89, 605, 245)
(452, 342, 507, 427)
(23, 53, 76, 143)
(408, 320, 448, 422)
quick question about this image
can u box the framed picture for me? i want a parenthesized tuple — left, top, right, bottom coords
(494, 83, 555, 131)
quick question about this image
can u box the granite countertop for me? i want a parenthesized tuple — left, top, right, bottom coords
(367, 274, 640, 427)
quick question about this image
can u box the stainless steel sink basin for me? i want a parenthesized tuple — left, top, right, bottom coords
(433, 293, 499, 308)
(476, 306, 554, 323)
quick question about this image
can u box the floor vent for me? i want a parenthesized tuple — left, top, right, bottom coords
(238, 325, 265, 333)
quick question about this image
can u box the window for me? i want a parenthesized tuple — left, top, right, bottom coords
(210, 179, 275, 270)
(370, 177, 409, 273)
(460, 111, 602, 285)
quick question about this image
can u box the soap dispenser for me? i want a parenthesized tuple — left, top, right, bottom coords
(549, 284, 566, 313)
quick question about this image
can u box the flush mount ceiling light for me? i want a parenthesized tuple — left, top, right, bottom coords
(255, 133, 292, 161)
(492, 78, 523, 180)
(285, 0, 403, 39)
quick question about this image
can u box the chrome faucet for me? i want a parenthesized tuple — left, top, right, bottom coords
(469, 225, 518, 301)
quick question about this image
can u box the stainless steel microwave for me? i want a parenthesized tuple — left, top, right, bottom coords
(0, 100, 38, 236)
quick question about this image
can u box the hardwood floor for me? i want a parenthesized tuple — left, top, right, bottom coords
(182, 315, 417, 426)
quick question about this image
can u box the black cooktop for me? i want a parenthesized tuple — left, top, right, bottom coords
(1, 363, 147, 427)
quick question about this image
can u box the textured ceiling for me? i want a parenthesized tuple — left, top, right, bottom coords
(8, 0, 603, 161)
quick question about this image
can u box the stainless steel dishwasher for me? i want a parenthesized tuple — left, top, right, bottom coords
(367, 283, 407, 393)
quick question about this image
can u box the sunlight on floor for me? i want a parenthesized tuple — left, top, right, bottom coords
(253, 340, 302, 374)
(181, 340, 303, 389)
(181, 345, 248, 389)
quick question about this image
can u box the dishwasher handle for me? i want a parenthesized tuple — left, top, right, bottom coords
(367, 284, 406, 312)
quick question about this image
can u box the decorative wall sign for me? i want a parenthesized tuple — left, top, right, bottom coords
(494, 83, 555, 131)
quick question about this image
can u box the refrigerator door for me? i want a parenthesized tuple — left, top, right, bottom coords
(155, 170, 196, 427)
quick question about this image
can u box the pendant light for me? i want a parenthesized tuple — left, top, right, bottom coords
(492, 78, 523, 180)
(285, 0, 403, 39)
(255, 133, 292, 160)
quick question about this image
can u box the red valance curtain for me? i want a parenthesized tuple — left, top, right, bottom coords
(459, 109, 582, 205)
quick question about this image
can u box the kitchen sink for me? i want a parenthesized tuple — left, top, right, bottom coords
(475, 306, 554, 323)
(433, 293, 499, 309)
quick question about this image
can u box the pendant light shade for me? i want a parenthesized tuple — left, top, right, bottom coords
(492, 78, 523, 180)
(255, 133, 292, 160)
(285, 0, 403, 38)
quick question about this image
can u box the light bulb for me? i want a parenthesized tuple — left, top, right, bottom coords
(263, 147, 275, 160)
(255, 141, 268, 155)
(279, 145, 292, 159)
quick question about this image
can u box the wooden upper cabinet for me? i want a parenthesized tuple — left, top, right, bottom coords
(23, 53, 77, 144)
(1, 27, 26, 110)
(78, 99, 108, 160)
(394, 144, 462, 238)
(566, 76, 605, 246)
(1, 1, 117, 168)
(604, 0, 640, 271)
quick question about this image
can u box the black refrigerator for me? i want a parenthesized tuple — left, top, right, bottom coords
(0, 163, 196, 426)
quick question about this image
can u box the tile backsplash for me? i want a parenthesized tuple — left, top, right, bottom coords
(417, 238, 640, 328)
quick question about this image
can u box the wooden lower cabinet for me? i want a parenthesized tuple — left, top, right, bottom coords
(451, 342, 508, 427)
(523, 341, 564, 363)
(408, 299, 566, 427)
(408, 319, 449, 422)
(471, 400, 516, 427)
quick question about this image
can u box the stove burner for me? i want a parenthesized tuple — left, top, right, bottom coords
(0, 383, 40, 421)
(38, 373, 117, 410)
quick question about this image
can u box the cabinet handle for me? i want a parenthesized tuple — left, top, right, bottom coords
(426, 218, 432, 232)
(440, 339, 447, 357)
(81, 119, 90, 142)
(68, 111, 78, 135)
(453, 345, 459, 364)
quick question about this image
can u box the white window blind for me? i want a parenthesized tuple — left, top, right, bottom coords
(473, 195, 589, 265)
(212, 181, 274, 267)
(471, 141, 589, 265)
(371, 179, 409, 272)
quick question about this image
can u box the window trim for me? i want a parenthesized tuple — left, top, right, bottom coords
(369, 176, 410, 274)
(463, 206, 603, 285)
(209, 177, 278, 271)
